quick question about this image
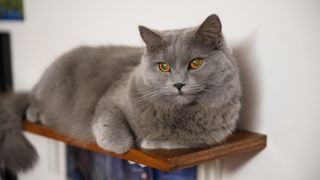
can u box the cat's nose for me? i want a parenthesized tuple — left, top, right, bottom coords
(173, 82, 186, 91)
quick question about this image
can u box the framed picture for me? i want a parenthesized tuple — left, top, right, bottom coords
(0, 0, 24, 20)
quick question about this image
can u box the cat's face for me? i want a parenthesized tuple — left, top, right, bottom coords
(137, 15, 237, 105)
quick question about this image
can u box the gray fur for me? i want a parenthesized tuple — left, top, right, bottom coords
(0, 93, 38, 172)
(0, 14, 241, 171)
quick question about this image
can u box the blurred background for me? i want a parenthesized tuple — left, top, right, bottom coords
(1, 0, 320, 179)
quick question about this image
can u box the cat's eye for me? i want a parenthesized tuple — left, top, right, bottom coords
(159, 63, 171, 72)
(189, 58, 204, 70)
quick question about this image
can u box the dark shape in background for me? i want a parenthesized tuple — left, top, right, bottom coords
(0, 32, 13, 92)
(0, 0, 24, 20)
(0, 32, 16, 179)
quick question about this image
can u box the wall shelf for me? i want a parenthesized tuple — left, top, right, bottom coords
(22, 121, 267, 172)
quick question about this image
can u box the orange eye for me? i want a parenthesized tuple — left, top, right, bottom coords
(189, 58, 203, 70)
(159, 63, 171, 72)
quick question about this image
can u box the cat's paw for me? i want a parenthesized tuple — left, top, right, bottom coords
(96, 135, 133, 154)
(141, 139, 196, 149)
(141, 139, 174, 149)
(93, 122, 134, 154)
(26, 106, 46, 124)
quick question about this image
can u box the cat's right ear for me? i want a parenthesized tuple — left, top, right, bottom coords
(195, 14, 222, 45)
(139, 26, 164, 53)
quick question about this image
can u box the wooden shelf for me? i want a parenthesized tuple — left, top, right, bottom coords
(22, 121, 267, 171)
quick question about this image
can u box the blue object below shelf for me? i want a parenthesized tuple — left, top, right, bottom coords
(67, 145, 197, 180)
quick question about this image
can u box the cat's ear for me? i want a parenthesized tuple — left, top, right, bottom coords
(195, 14, 222, 44)
(139, 26, 164, 53)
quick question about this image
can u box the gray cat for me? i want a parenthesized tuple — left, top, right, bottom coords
(0, 14, 241, 173)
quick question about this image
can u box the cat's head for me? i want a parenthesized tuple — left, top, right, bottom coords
(136, 14, 240, 106)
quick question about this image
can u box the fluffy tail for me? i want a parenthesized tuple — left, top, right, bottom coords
(0, 92, 38, 173)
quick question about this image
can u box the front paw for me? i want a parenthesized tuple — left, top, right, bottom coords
(141, 139, 196, 149)
(96, 135, 133, 154)
(141, 139, 173, 149)
(93, 123, 134, 154)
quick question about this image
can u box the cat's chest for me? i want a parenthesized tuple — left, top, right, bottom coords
(131, 103, 214, 132)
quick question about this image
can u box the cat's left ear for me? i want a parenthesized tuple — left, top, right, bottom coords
(195, 14, 222, 44)
(139, 26, 164, 53)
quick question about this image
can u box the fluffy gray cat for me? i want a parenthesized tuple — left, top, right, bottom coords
(0, 14, 241, 173)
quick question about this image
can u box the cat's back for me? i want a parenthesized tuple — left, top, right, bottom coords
(35, 45, 143, 94)
(54, 45, 143, 73)
(30, 45, 143, 138)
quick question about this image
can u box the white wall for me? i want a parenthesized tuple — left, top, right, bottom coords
(1, 0, 320, 179)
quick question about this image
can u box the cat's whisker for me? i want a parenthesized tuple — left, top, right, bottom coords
(138, 92, 160, 101)
(134, 90, 163, 104)
(134, 90, 159, 99)
(187, 85, 207, 93)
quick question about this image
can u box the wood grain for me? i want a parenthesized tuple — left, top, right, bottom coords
(22, 121, 267, 171)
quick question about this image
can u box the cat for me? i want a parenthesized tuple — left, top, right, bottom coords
(0, 14, 241, 173)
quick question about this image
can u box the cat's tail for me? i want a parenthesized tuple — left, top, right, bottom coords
(0, 92, 38, 173)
